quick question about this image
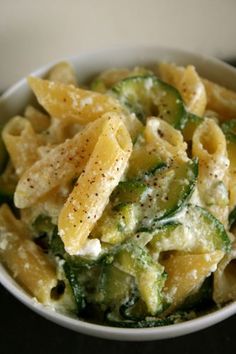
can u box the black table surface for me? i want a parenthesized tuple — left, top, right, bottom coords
(1, 58, 236, 354)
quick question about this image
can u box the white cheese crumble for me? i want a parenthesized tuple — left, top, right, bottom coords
(76, 238, 101, 258)
(80, 97, 93, 109)
(144, 77, 153, 90)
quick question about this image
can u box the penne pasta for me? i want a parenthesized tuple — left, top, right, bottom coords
(162, 250, 224, 313)
(0, 204, 57, 304)
(28, 76, 122, 125)
(159, 62, 207, 116)
(202, 78, 236, 120)
(58, 113, 132, 255)
(24, 105, 50, 133)
(145, 117, 188, 163)
(14, 116, 108, 208)
(47, 61, 77, 86)
(192, 118, 229, 226)
(2, 116, 40, 176)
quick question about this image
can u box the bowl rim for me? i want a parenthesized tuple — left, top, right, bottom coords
(0, 45, 236, 340)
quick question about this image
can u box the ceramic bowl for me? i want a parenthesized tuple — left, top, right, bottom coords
(0, 46, 236, 341)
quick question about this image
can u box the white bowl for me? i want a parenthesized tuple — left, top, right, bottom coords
(0, 46, 236, 341)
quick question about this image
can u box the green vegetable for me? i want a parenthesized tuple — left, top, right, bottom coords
(229, 206, 236, 228)
(92, 203, 141, 244)
(110, 75, 187, 128)
(114, 242, 166, 315)
(32, 215, 55, 237)
(112, 180, 148, 205)
(50, 228, 65, 257)
(97, 264, 134, 307)
(139, 158, 198, 228)
(106, 310, 196, 328)
(221, 119, 236, 142)
(148, 205, 231, 253)
(63, 262, 86, 313)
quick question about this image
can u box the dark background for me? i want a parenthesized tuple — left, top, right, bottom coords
(1, 58, 236, 354)
(1, 285, 236, 354)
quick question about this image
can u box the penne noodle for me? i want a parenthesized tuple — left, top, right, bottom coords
(192, 118, 229, 226)
(24, 105, 50, 133)
(2, 116, 40, 176)
(162, 250, 224, 313)
(203, 78, 236, 120)
(145, 117, 188, 163)
(47, 61, 77, 86)
(14, 116, 109, 208)
(159, 63, 207, 116)
(0, 204, 57, 304)
(58, 113, 132, 255)
(28, 76, 122, 125)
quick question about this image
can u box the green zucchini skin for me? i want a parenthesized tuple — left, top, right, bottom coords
(106, 310, 196, 328)
(63, 262, 86, 313)
(229, 206, 236, 228)
(110, 75, 187, 129)
(221, 119, 236, 142)
(139, 158, 198, 228)
(148, 205, 231, 254)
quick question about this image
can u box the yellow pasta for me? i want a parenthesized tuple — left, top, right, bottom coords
(162, 251, 224, 313)
(47, 61, 77, 86)
(202, 78, 236, 120)
(192, 118, 229, 226)
(28, 76, 122, 125)
(226, 139, 236, 209)
(144, 117, 188, 163)
(2, 116, 40, 176)
(14, 116, 108, 208)
(58, 113, 132, 255)
(0, 204, 57, 304)
(24, 105, 50, 133)
(159, 62, 207, 116)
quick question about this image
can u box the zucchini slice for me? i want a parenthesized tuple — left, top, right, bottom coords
(63, 262, 86, 313)
(110, 75, 187, 128)
(229, 206, 236, 228)
(148, 205, 231, 254)
(92, 203, 141, 245)
(106, 310, 195, 328)
(112, 180, 148, 205)
(221, 119, 236, 141)
(98, 265, 134, 307)
(139, 158, 198, 228)
(114, 242, 166, 315)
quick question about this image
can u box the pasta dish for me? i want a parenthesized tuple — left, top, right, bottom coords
(0, 61, 236, 327)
